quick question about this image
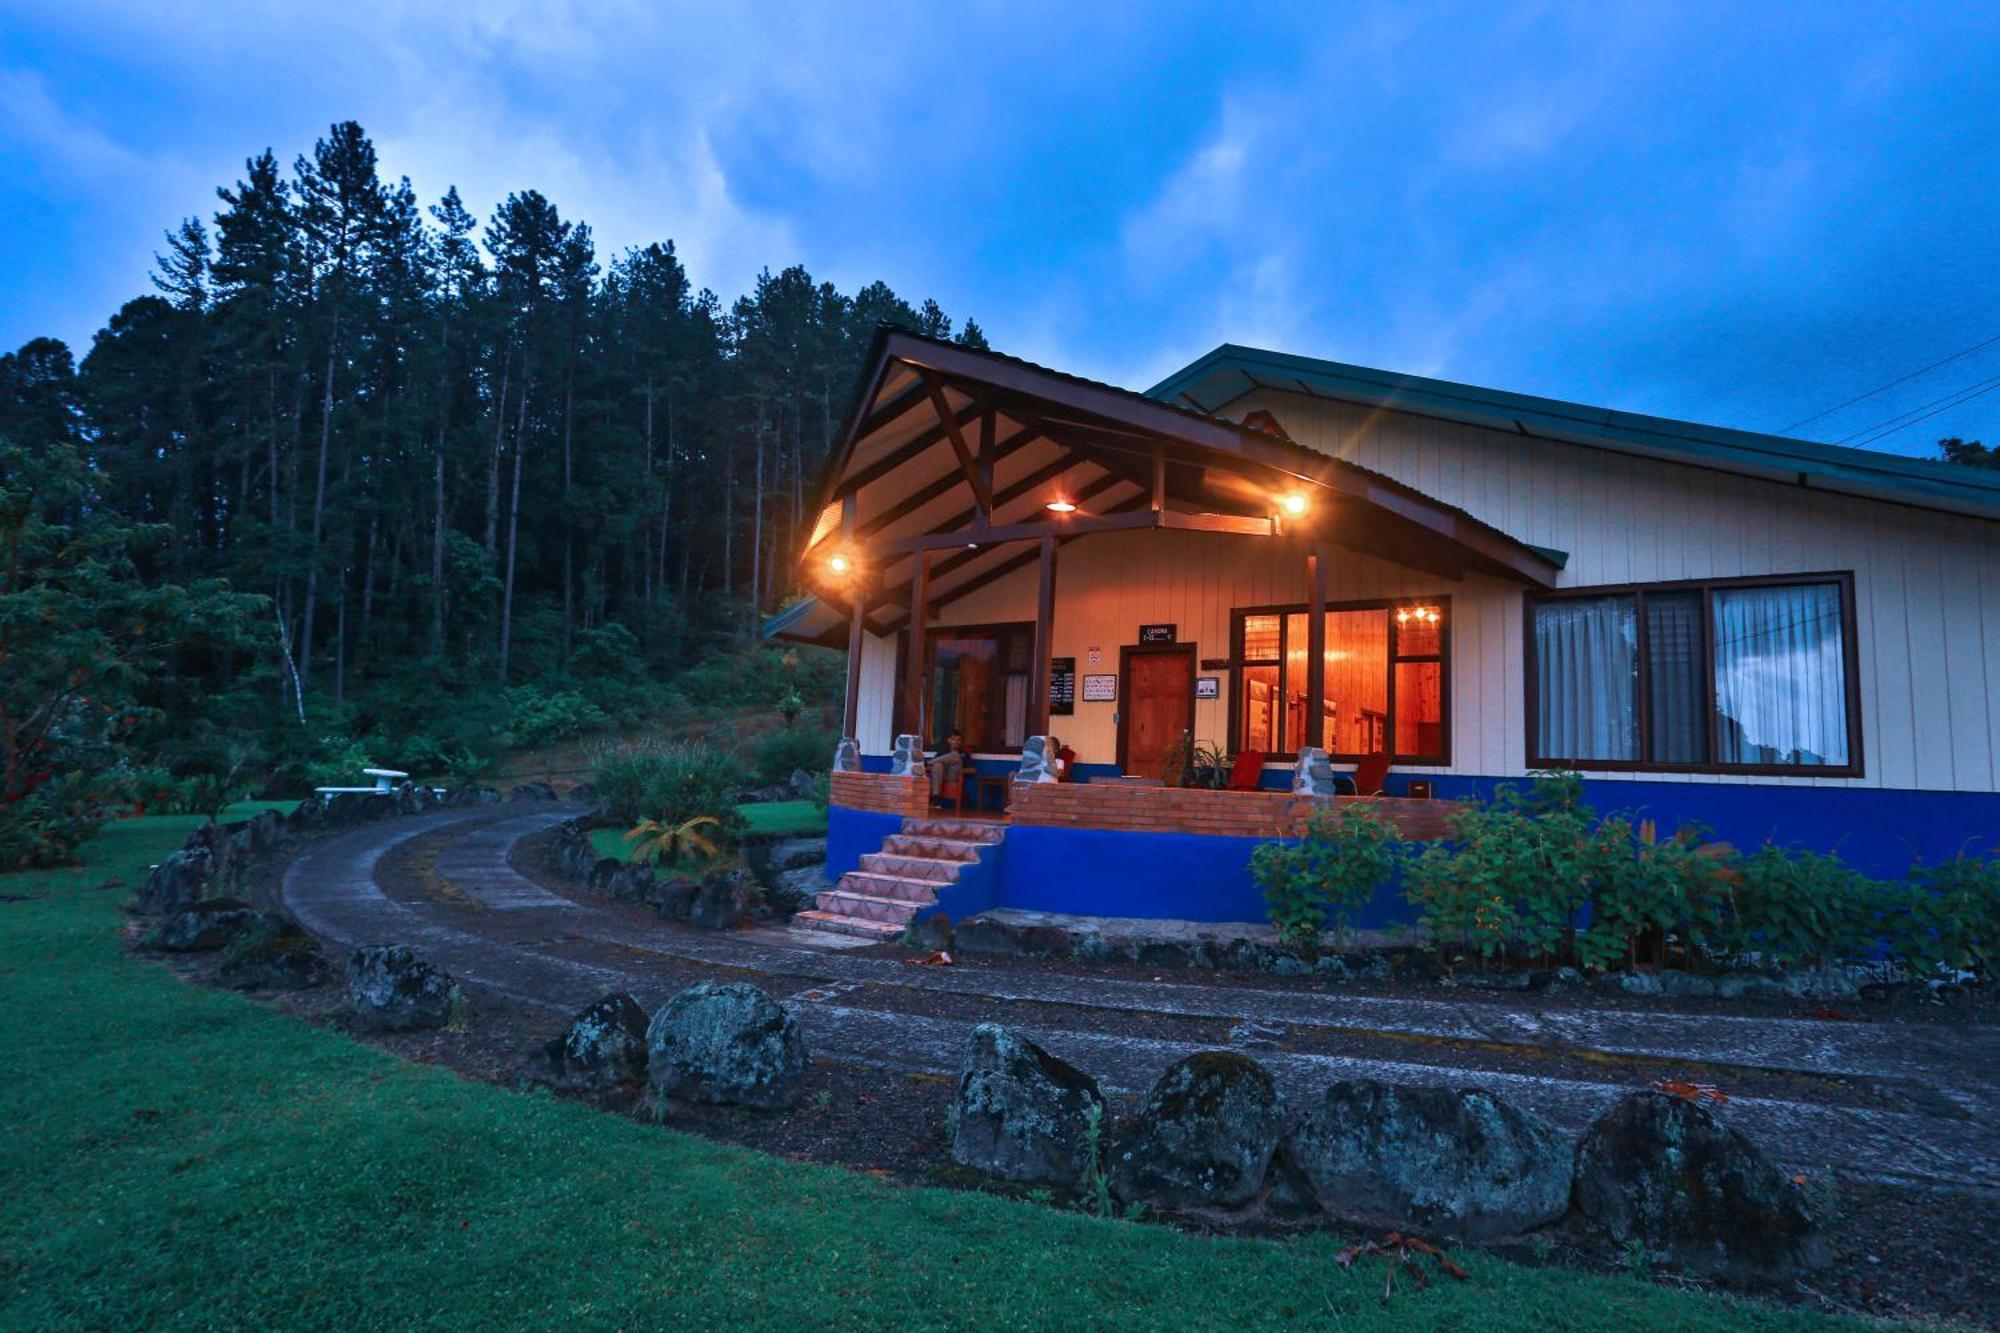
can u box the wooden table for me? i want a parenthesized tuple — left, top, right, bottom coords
(971, 773, 1012, 812)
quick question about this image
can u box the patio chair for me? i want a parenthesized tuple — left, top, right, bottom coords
(1351, 751, 1391, 797)
(1226, 750, 1265, 791)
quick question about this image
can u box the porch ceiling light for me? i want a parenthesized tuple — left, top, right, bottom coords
(1045, 497, 1078, 513)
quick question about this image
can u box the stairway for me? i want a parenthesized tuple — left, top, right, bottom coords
(792, 817, 1006, 941)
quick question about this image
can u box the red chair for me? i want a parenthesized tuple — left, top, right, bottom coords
(1226, 750, 1265, 791)
(1351, 751, 1391, 797)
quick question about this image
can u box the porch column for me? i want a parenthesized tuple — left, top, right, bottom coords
(902, 548, 930, 742)
(1305, 546, 1328, 751)
(842, 584, 866, 738)
(1029, 535, 1057, 735)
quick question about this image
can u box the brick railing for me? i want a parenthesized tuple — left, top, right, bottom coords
(829, 770, 931, 818)
(1008, 782, 1454, 841)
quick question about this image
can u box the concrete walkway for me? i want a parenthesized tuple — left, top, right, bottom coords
(281, 805, 2000, 1194)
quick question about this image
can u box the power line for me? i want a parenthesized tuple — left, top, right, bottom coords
(1781, 328, 2000, 434)
(1839, 369, 2000, 448)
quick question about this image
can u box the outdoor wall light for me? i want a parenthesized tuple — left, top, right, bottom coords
(827, 553, 852, 576)
(1279, 492, 1309, 517)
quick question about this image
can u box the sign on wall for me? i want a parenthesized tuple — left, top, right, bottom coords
(1195, 676, 1220, 699)
(1138, 623, 1178, 643)
(1049, 657, 1076, 716)
(1082, 673, 1118, 702)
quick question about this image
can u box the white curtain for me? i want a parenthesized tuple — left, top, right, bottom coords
(1713, 584, 1848, 767)
(1003, 673, 1028, 748)
(1534, 596, 1638, 761)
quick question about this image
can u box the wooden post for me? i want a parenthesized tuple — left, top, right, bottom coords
(1305, 547, 1327, 752)
(843, 586, 866, 738)
(902, 548, 930, 741)
(1151, 440, 1166, 513)
(1029, 536, 1057, 736)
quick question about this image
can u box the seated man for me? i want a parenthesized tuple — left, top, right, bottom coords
(930, 729, 969, 808)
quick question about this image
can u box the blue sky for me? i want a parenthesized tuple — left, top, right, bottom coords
(3, 1, 1998, 456)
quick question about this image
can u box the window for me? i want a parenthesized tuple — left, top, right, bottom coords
(1528, 574, 1860, 775)
(927, 624, 1033, 752)
(1230, 599, 1449, 763)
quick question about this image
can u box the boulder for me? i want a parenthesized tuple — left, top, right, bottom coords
(689, 869, 754, 930)
(136, 847, 212, 915)
(1572, 1091, 1827, 1286)
(767, 865, 827, 916)
(446, 786, 501, 806)
(155, 899, 265, 952)
(346, 945, 466, 1032)
(653, 877, 700, 921)
(787, 767, 819, 799)
(606, 863, 656, 903)
(1108, 1051, 1284, 1211)
(949, 1024, 1106, 1186)
(567, 782, 597, 804)
(768, 837, 829, 872)
(287, 794, 327, 829)
(586, 856, 624, 891)
(508, 781, 559, 802)
(324, 792, 394, 826)
(911, 912, 955, 952)
(646, 981, 808, 1109)
(540, 992, 651, 1090)
(232, 809, 288, 854)
(218, 917, 330, 990)
(1279, 1080, 1572, 1240)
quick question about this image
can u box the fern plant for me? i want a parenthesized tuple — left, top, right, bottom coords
(625, 814, 724, 867)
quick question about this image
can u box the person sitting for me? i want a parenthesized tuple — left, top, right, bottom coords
(930, 729, 969, 808)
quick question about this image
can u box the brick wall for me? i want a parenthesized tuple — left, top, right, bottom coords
(1007, 782, 1454, 841)
(830, 770, 931, 819)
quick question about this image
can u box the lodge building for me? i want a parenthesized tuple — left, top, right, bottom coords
(767, 330, 2000, 932)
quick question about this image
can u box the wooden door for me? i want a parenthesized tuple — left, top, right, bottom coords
(1119, 646, 1195, 778)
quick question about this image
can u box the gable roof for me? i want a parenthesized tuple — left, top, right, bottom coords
(1150, 344, 2000, 523)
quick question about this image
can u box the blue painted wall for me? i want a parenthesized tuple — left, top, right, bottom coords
(846, 760, 2000, 923)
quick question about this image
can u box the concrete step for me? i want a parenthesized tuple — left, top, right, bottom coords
(860, 852, 963, 882)
(880, 834, 987, 862)
(900, 817, 1006, 844)
(833, 871, 940, 907)
(790, 910, 903, 942)
(814, 888, 925, 925)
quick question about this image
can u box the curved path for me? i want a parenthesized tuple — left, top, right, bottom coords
(283, 805, 2000, 1193)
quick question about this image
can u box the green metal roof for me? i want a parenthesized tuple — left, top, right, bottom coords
(1148, 344, 2000, 523)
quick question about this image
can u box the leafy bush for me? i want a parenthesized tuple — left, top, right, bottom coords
(589, 739, 745, 842)
(1717, 844, 1882, 968)
(1251, 804, 1405, 951)
(504, 685, 612, 751)
(0, 771, 129, 871)
(1402, 774, 1595, 964)
(1574, 816, 1737, 971)
(753, 727, 839, 787)
(1892, 855, 2000, 977)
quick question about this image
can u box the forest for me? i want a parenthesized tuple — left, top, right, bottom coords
(0, 120, 985, 865)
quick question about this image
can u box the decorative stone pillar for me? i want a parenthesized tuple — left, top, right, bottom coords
(832, 737, 861, 773)
(1291, 746, 1339, 797)
(1018, 735, 1063, 784)
(889, 733, 926, 777)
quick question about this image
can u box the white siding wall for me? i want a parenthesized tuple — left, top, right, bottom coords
(854, 629, 898, 756)
(865, 390, 2000, 794)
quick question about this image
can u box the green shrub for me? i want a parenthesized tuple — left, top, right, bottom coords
(753, 728, 840, 787)
(1717, 844, 1881, 968)
(1890, 854, 2000, 977)
(1251, 804, 1405, 951)
(0, 771, 129, 871)
(1403, 775, 1595, 965)
(589, 739, 745, 842)
(504, 685, 612, 750)
(1575, 816, 1737, 971)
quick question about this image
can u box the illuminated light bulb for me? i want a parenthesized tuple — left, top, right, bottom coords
(1046, 497, 1077, 513)
(828, 554, 851, 575)
(1280, 493, 1309, 517)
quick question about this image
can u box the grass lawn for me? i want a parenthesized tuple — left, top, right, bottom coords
(0, 814, 1873, 1331)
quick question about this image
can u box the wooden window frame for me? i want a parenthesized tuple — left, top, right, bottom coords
(912, 620, 1036, 755)
(1523, 571, 1865, 778)
(1227, 596, 1452, 766)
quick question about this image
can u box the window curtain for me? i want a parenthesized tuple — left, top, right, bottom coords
(1712, 584, 1848, 767)
(1534, 596, 1638, 761)
(1645, 592, 1708, 765)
